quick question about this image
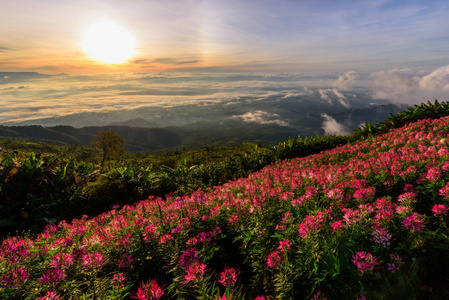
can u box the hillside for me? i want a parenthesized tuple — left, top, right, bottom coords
(1, 111, 449, 299)
(0, 125, 182, 151)
(0, 102, 406, 151)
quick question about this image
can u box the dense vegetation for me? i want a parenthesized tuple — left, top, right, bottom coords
(1, 101, 447, 238)
(1, 100, 449, 299)
(0, 131, 350, 239)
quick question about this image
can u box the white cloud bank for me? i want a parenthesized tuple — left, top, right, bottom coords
(236, 110, 290, 127)
(318, 88, 350, 108)
(334, 71, 360, 90)
(321, 113, 350, 136)
(371, 65, 449, 104)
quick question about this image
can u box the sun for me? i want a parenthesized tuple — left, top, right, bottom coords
(83, 21, 135, 64)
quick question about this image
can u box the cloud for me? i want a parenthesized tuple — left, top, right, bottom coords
(370, 65, 449, 104)
(0, 46, 12, 51)
(334, 71, 360, 90)
(318, 89, 332, 104)
(419, 66, 449, 91)
(321, 113, 350, 135)
(131, 59, 151, 65)
(151, 58, 199, 65)
(235, 110, 290, 127)
(332, 88, 345, 99)
(332, 88, 350, 108)
(318, 88, 352, 108)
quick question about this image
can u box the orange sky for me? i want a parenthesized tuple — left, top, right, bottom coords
(1, 0, 449, 74)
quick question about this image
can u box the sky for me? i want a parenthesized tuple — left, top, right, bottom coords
(1, 0, 449, 128)
(1, 0, 449, 74)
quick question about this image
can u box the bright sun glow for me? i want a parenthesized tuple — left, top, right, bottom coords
(83, 21, 135, 64)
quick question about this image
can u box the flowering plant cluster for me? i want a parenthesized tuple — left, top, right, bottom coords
(2, 116, 449, 299)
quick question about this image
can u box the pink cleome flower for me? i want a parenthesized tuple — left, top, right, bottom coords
(353, 187, 376, 202)
(311, 290, 328, 300)
(132, 279, 164, 300)
(0, 267, 30, 288)
(159, 234, 173, 244)
(184, 263, 207, 284)
(143, 224, 157, 242)
(401, 213, 425, 231)
(439, 182, 449, 198)
(397, 192, 416, 205)
(266, 251, 282, 268)
(432, 204, 448, 216)
(352, 251, 379, 275)
(277, 239, 291, 253)
(179, 248, 199, 268)
(38, 291, 61, 300)
(331, 220, 344, 233)
(82, 252, 105, 270)
(111, 272, 126, 287)
(39, 267, 65, 285)
(218, 267, 238, 286)
(298, 211, 326, 237)
(326, 188, 344, 201)
(426, 167, 442, 181)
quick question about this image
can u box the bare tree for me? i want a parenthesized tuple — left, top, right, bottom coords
(91, 131, 124, 167)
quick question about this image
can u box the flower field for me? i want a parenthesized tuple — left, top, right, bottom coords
(2, 116, 449, 299)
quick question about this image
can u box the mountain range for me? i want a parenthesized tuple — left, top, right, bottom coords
(0, 103, 405, 151)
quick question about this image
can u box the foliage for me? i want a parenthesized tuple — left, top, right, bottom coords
(354, 100, 449, 139)
(2, 101, 449, 239)
(91, 131, 125, 168)
(2, 116, 449, 298)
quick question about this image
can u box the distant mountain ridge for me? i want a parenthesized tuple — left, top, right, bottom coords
(0, 103, 407, 151)
(0, 125, 181, 151)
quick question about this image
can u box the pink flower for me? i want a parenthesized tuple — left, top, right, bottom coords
(179, 249, 199, 268)
(352, 251, 379, 275)
(38, 291, 61, 300)
(298, 211, 326, 237)
(331, 220, 343, 233)
(218, 267, 238, 286)
(426, 167, 442, 181)
(326, 188, 344, 200)
(277, 239, 291, 253)
(439, 182, 449, 198)
(266, 251, 282, 268)
(228, 214, 239, 225)
(82, 252, 104, 270)
(254, 297, 266, 300)
(160, 234, 173, 244)
(39, 267, 65, 285)
(395, 205, 410, 215)
(353, 187, 376, 202)
(397, 192, 416, 205)
(132, 279, 164, 300)
(111, 272, 126, 287)
(50, 253, 74, 269)
(184, 263, 207, 283)
(118, 253, 134, 269)
(311, 290, 328, 300)
(432, 204, 448, 216)
(401, 213, 425, 231)
(0, 267, 30, 288)
(143, 224, 157, 242)
(282, 212, 293, 222)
